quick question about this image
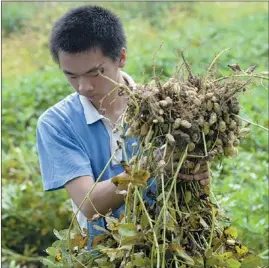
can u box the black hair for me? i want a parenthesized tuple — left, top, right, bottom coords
(49, 5, 126, 63)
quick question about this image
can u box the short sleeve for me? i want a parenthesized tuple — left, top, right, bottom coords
(36, 118, 94, 191)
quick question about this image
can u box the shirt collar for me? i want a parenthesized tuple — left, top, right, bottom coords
(79, 71, 136, 125)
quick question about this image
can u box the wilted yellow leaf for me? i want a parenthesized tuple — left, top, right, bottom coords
(55, 249, 62, 262)
(219, 251, 234, 259)
(132, 169, 151, 182)
(224, 226, 238, 239)
(111, 169, 150, 188)
(111, 175, 131, 187)
(235, 245, 248, 256)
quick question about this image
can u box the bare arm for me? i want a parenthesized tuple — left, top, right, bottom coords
(65, 172, 129, 219)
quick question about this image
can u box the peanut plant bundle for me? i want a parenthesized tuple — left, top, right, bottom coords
(43, 50, 268, 268)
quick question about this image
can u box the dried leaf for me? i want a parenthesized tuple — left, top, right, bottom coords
(199, 216, 209, 229)
(89, 213, 102, 221)
(91, 234, 108, 249)
(70, 233, 88, 249)
(170, 244, 195, 265)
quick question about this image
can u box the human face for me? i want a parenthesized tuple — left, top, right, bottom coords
(58, 48, 126, 109)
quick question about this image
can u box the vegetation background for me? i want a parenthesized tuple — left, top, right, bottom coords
(2, 2, 268, 267)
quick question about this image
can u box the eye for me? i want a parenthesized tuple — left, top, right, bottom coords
(89, 68, 104, 77)
(67, 74, 77, 79)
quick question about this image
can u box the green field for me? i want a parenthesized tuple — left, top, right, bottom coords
(2, 2, 268, 267)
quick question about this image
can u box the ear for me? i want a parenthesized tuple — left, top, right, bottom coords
(118, 47, 127, 68)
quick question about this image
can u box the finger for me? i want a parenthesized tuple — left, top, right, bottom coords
(193, 171, 209, 181)
(200, 178, 210, 185)
(178, 173, 194, 181)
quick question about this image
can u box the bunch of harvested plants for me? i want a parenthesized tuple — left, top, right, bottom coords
(51, 49, 268, 268)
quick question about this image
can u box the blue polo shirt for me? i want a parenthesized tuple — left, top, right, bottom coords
(36, 91, 156, 250)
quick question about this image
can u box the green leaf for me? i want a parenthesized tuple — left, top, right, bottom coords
(52, 240, 68, 249)
(226, 258, 241, 268)
(205, 248, 213, 259)
(94, 257, 113, 267)
(42, 257, 57, 267)
(118, 223, 138, 237)
(46, 247, 57, 256)
(206, 256, 226, 267)
(185, 191, 192, 203)
(141, 213, 150, 229)
(241, 255, 261, 268)
(133, 252, 151, 266)
(121, 233, 142, 245)
(53, 229, 63, 240)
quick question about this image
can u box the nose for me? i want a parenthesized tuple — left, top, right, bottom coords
(78, 76, 94, 96)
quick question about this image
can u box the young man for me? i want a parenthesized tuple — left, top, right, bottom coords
(36, 5, 209, 250)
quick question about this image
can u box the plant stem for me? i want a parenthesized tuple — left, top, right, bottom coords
(2, 248, 43, 263)
(214, 73, 269, 82)
(232, 114, 269, 131)
(132, 185, 138, 223)
(135, 188, 160, 268)
(155, 146, 188, 227)
(204, 48, 230, 83)
(171, 234, 179, 268)
(161, 172, 167, 268)
(208, 206, 215, 249)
